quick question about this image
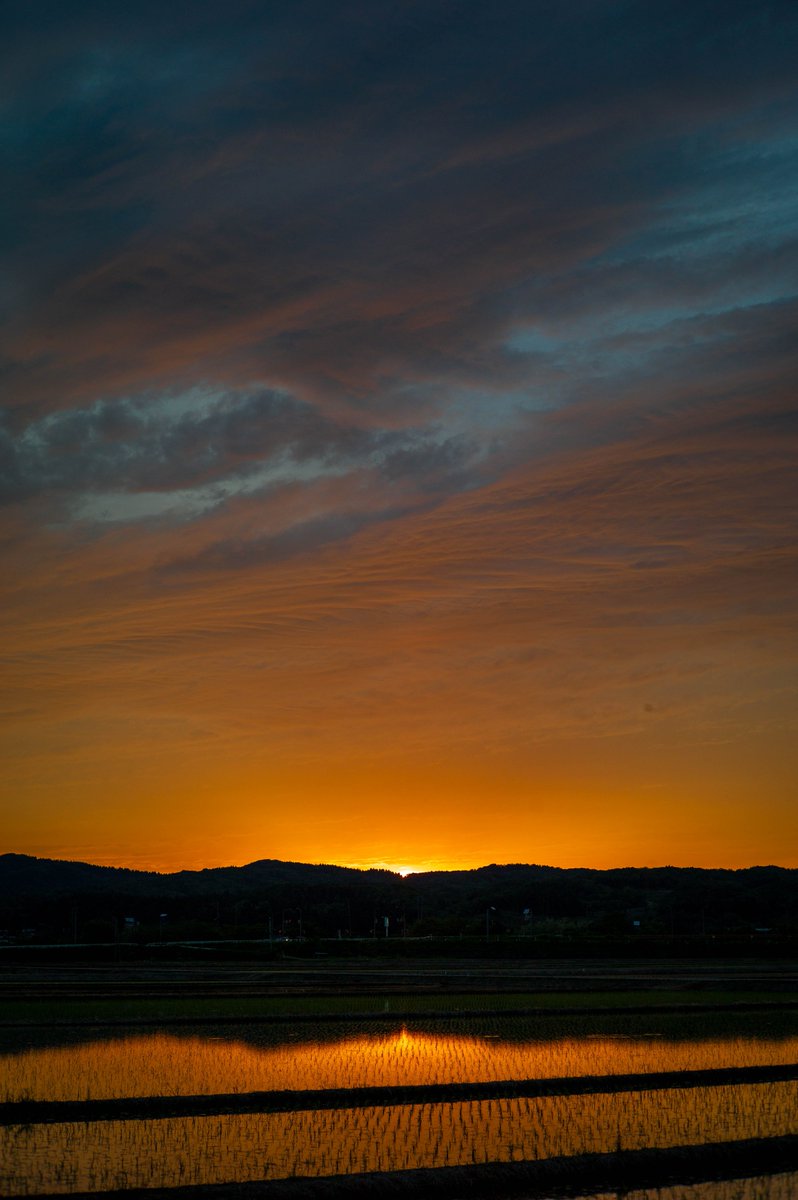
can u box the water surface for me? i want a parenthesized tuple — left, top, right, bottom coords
(3, 1080, 796, 1193)
(4, 1017, 798, 1102)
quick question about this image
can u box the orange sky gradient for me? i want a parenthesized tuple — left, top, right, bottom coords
(2, 2, 797, 874)
(3, 427, 796, 873)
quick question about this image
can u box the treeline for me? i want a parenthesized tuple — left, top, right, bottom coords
(0, 855, 796, 945)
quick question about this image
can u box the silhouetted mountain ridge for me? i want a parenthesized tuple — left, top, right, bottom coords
(0, 853, 390, 897)
(1, 853, 795, 940)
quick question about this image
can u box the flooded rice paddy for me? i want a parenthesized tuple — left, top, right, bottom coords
(3, 1008, 797, 1194)
(3, 1081, 798, 1193)
(4, 1013, 798, 1102)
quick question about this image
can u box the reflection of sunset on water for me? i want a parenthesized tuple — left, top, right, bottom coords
(4, 1082, 797, 1193)
(5, 1025, 798, 1103)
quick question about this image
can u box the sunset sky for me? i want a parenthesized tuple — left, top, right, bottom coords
(2, 1, 797, 873)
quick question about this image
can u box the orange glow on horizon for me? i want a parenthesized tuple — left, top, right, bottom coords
(2, 434, 796, 874)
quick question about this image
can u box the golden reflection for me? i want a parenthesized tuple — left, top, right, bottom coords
(3, 1082, 797, 1193)
(4, 1026, 798, 1103)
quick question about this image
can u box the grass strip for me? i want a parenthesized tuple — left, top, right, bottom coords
(2, 997, 798, 1028)
(4, 1061, 798, 1126)
(4, 1134, 798, 1200)
(1, 988, 796, 1024)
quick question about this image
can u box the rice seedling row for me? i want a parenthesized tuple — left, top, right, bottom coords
(3, 1082, 797, 1194)
(5, 1060, 798, 1128)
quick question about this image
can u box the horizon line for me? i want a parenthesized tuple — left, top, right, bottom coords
(2, 851, 794, 877)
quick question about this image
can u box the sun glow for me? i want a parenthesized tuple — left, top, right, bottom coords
(336, 857, 442, 876)
(370, 863, 420, 877)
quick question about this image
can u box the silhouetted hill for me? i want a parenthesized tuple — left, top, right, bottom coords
(0, 853, 389, 897)
(0, 853, 164, 896)
(1, 853, 796, 942)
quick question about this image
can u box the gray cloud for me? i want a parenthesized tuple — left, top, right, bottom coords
(0, 387, 486, 531)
